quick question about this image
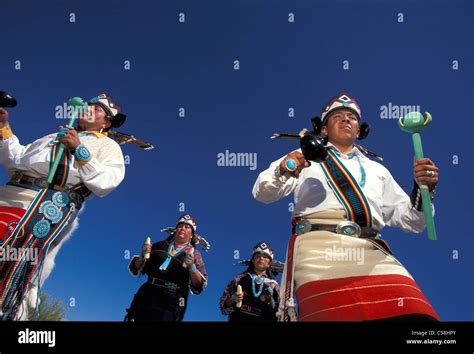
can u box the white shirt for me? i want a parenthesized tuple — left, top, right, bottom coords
(0, 130, 125, 198)
(252, 144, 429, 233)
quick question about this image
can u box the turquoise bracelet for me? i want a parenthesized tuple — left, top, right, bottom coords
(75, 144, 91, 162)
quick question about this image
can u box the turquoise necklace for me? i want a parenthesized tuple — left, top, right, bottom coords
(250, 274, 265, 297)
(331, 147, 366, 187)
(158, 241, 189, 271)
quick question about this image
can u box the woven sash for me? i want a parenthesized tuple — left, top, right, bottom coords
(320, 149, 372, 228)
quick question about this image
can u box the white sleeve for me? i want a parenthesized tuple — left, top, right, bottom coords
(381, 168, 434, 233)
(78, 141, 125, 197)
(0, 128, 30, 166)
(252, 154, 298, 204)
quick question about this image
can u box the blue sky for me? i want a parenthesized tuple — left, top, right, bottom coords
(0, 0, 472, 321)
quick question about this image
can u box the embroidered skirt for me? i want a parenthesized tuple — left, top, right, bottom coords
(279, 210, 439, 321)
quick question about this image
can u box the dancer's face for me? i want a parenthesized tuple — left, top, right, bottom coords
(321, 109, 360, 146)
(174, 223, 193, 245)
(252, 253, 271, 272)
(77, 104, 111, 132)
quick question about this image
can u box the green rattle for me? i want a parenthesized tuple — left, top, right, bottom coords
(398, 111, 437, 241)
(46, 97, 87, 184)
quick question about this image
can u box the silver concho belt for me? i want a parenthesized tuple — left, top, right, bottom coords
(294, 219, 378, 238)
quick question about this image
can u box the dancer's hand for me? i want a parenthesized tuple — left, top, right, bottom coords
(414, 157, 439, 192)
(183, 249, 195, 268)
(232, 292, 244, 304)
(279, 150, 311, 178)
(140, 242, 151, 260)
(57, 126, 81, 152)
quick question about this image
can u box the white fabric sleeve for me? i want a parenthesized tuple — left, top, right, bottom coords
(252, 154, 299, 204)
(381, 167, 434, 233)
(0, 133, 30, 166)
(78, 141, 125, 197)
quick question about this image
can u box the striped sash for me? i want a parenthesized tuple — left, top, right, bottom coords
(320, 148, 372, 227)
(0, 185, 79, 320)
(0, 146, 78, 320)
(49, 143, 70, 188)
